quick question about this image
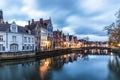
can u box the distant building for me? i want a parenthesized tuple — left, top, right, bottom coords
(53, 30, 63, 49)
(0, 21, 35, 52)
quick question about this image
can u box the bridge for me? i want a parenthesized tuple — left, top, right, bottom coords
(81, 47, 111, 50)
(72, 47, 112, 54)
(81, 47, 112, 53)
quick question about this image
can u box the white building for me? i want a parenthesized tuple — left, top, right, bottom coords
(0, 21, 35, 52)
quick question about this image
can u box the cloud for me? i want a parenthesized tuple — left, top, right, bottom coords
(1, 0, 120, 41)
(62, 26, 75, 35)
(79, 0, 108, 14)
(77, 34, 108, 41)
(9, 19, 28, 26)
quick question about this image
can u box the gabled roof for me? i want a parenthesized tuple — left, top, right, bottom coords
(28, 19, 50, 30)
(44, 19, 50, 25)
(0, 23, 30, 34)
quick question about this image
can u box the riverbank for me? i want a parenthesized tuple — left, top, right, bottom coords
(0, 47, 112, 61)
(112, 48, 120, 54)
(0, 48, 79, 61)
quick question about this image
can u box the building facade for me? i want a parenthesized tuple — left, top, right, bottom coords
(0, 21, 35, 52)
(26, 18, 53, 51)
(53, 30, 63, 49)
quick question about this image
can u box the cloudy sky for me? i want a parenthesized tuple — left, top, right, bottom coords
(0, 0, 120, 41)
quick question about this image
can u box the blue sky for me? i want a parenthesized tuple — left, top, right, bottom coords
(0, 0, 120, 41)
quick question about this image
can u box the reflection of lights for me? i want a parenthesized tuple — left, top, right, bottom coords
(45, 61, 49, 66)
(91, 49, 94, 54)
(72, 53, 75, 56)
(84, 50, 87, 53)
(98, 49, 100, 54)
(68, 54, 70, 57)
(64, 55, 66, 58)
(80, 54, 83, 57)
(110, 55, 114, 64)
(110, 52, 113, 56)
(105, 50, 108, 54)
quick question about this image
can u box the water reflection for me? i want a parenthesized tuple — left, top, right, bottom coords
(0, 52, 119, 80)
(108, 55, 120, 80)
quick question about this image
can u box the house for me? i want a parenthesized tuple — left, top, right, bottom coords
(0, 21, 35, 52)
(53, 30, 63, 49)
(26, 18, 53, 51)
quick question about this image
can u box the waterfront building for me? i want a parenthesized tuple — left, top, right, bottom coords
(69, 35, 74, 48)
(0, 21, 35, 52)
(63, 34, 70, 48)
(73, 36, 77, 48)
(26, 18, 53, 51)
(53, 30, 63, 49)
(45, 18, 53, 50)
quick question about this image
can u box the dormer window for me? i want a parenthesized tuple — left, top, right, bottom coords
(10, 21, 18, 33)
(12, 25, 16, 31)
(28, 30, 31, 34)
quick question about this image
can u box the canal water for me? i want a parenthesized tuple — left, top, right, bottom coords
(0, 52, 120, 80)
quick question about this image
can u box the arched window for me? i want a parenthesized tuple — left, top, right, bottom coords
(10, 44, 18, 51)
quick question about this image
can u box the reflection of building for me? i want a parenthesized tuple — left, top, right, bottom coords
(0, 21, 35, 52)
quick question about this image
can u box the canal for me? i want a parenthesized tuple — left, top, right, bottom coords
(0, 52, 120, 80)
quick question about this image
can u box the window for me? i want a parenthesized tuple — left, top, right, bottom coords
(22, 46, 24, 50)
(32, 38, 34, 43)
(32, 44, 34, 50)
(24, 44, 26, 50)
(24, 37, 27, 42)
(12, 36, 16, 42)
(10, 44, 18, 51)
(28, 37, 30, 42)
(12, 26, 16, 31)
(27, 46, 29, 50)
(0, 44, 5, 51)
(0, 35, 3, 41)
(28, 44, 30, 49)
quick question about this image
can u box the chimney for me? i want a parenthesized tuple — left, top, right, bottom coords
(28, 20, 30, 25)
(40, 18, 43, 24)
(32, 19, 34, 23)
(6, 21, 8, 24)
